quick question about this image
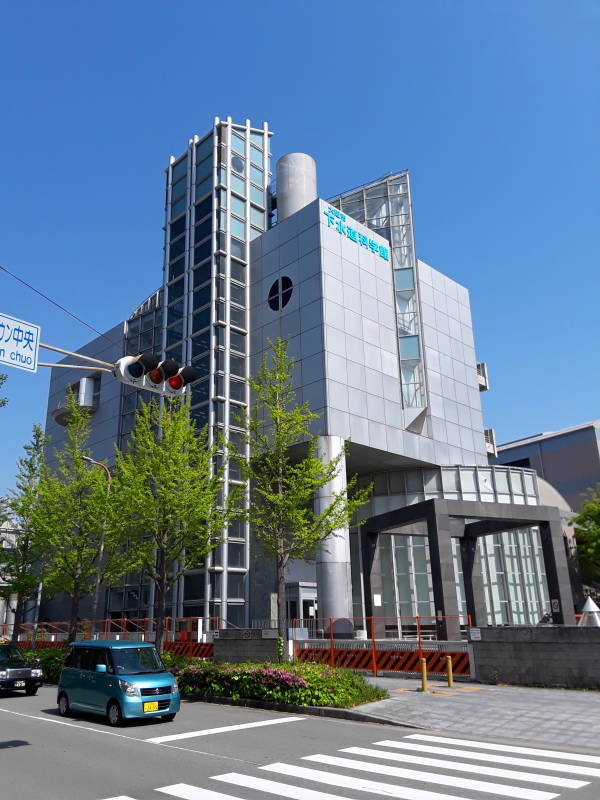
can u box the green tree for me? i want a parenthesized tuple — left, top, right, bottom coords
(33, 391, 128, 643)
(237, 338, 372, 639)
(572, 485, 600, 586)
(110, 397, 235, 652)
(0, 425, 48, 644)
(0, 373, 7, 408)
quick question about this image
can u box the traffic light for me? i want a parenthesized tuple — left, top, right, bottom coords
(114, 353, 198, 396)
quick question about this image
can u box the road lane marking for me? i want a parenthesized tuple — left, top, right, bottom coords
(302, 754, 557, 800)
(214, 772, 398, 800)
(259, 761, 481, 800)
(407, 734, 600, 763)
(376, 739, 600, 777)
(145, 715, 304, 744)
(157, 786, 245, 800)
(340, 745, 587, 789)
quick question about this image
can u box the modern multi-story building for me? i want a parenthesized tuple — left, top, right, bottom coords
(494, 420, 600, 513)
(42, 117, 575, 634)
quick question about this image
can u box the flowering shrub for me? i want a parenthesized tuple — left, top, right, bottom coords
(173, 660, 387, 708)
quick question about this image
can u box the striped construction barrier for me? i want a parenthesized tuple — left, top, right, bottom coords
(295, 645, 470, 676)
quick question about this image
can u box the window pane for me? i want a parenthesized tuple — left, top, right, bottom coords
(228, 542, 245, 568)
(195, 136, 212, 163)
(171, 175, 187, 202)
(172, 157, 187, 182)
(169, 236, 186, 260)
(195, 175, 212, 201)
(250, 131, 264, 148)
(229, 379, 245, 402)
(193, 261, 211, 287)
(399, 336, 420, 360)
(191, 330, 210, 357)
(230, 354, 245, 377)
(195, 195, 212, 221)
(231, 132, 245, 155)
(250, 184, 264, 206)
(192, 353, 210, 378)
(231, 195, 246, 219)
(250, 206, 264, 227)
(191, 404, 209, 429)
(167, 300, 184, 325)
(194, 216, 212, 243)
(230, 305, 245, 328)
(194, 240, 211, 265)
(193, 283, 211, 310)
(170, 196, 186, 220)
(227, 573, 245, 597)
(230, 282, 245, 305)
(231, 154, 245, 176)
(231, 173, 245, 196)
(394, 269, 414, 291)
(230, 260, 245, 283)
(230, 216, 245, 239)
(192, 307, 211, 333)
(184, 573, 205, 601)
(191, 380, 209, 405)
(167, 277, 185, 302)
(230, 330, 246, 354)
(230, 238, 246, 261)
(168, 257, 185, 282)
(169, 215, 186, 241)
(250, 165, 263, 185)
(195, 155, 212, 183)
(250, 146, 262, 167)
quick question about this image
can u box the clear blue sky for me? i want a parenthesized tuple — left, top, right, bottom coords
(0, 0, 598, 495)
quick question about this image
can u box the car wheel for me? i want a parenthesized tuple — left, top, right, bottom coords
(106, 700, 123, 727)
(162, 713, 176, 722)
(25, 685, 38, 696)
(58, 693, 70, 716)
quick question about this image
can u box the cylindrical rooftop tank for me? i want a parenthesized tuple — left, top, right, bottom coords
(276, 153, 317, 222)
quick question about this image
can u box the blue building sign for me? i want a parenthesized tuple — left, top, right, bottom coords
(323, 207, 389, 261)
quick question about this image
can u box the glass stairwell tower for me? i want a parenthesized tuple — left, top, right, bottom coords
(162, 116, 272, 628)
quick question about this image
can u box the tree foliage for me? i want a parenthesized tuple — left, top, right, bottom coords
(0, 425, 48, 644)
(572, 485, 600, 586)
(110, 397, 236, 651)
(238, 338, 371, 638)
(32, 391, 127, 642)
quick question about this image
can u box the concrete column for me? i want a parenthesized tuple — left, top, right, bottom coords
(426, 503, 461, 640)
(315, 436, 353, 622)
(276, 153, 317, 222)
(460, 535, 489, 627)
(539, 518, 576, 625)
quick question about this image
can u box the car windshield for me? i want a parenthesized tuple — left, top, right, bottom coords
(0, 646, 25, 665)
(111, 646, 164, 675)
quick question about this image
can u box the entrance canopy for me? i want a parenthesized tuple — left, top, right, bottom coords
(361, 498, 575, 639)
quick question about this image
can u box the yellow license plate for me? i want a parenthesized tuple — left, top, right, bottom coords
(143, 701, 159, 712)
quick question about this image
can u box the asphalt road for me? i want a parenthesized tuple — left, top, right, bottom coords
(2, 685, 600, 800)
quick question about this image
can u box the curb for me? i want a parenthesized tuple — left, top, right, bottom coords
(182, 693, 425, 728)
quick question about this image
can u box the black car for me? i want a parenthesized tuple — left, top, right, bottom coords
(0, 644, 43, 695)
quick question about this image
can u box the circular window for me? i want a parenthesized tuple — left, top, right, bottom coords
(231, 155, 245, 176)
(268, 276, 294, 311)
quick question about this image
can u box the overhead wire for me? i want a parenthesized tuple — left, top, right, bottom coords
(0, 263, 121, 347)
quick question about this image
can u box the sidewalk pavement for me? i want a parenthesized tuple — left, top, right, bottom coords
(358, 674, 600, 750)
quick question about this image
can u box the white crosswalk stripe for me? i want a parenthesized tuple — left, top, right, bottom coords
(375, 738, 600, 777)
(301, 753, 558, 799)
(340, 745, 587, 789)
(105, 733, 600, 800)
(406, 734, 600, 763)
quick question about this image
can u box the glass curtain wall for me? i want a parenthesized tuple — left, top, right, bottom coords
(163, 118, 272, 627)
(330, 173, 426, 409)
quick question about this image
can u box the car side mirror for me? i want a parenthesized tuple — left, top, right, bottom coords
(34, 658, 41, 667)
(95, 664, 107, 673)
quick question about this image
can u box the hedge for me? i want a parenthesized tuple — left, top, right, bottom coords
(172, 660, 388, 708)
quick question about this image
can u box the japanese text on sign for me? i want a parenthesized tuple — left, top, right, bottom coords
(323, 207, 390, 261)
(0, 312, 41, 373)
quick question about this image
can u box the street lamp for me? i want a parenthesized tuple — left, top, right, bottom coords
(82, 456, 112, 636)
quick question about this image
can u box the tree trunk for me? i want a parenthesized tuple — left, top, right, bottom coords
(276, 545, 287, 641)
(68, 590, 81, 644)
(154, 550, 168, 653)
(10, 596, 24, 647)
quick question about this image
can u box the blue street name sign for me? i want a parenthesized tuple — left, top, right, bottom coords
(0, 312, 41, 373)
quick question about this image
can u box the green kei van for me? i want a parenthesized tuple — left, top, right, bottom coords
(57, 640, 180, 726)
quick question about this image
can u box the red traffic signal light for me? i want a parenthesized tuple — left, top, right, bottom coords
(114, 355, 198, 396)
